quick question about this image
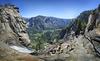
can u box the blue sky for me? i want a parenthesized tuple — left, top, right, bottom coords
(0, 0, 100, 18)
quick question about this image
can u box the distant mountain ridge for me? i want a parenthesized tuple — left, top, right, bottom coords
(24, 15, 71, 31)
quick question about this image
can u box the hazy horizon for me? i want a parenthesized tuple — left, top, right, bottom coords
(0, 0, 100, 19)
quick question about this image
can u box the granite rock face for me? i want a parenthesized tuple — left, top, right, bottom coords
(84, 5, 100, 57)
(0, 4, 30, 46)
(0, 4, 43, 61)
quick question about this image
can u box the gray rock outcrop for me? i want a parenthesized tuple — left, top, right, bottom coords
(0, 4, 30, 46)
(85, 4, 100, 56)
(0, 4, 44, 61)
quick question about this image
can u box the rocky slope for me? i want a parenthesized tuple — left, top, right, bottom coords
(39, 36, 100, 61)
(0, 4, 43, 61)
(58, 8, 95, 40)
(38, 4, 100, 61)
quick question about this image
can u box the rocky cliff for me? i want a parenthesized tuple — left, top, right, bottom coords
(0, 4, 30, 46)
(84, 4, 100, 56)
(0, 4, 43, 61)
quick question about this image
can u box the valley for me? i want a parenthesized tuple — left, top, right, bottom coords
(0, 1, 100, 61)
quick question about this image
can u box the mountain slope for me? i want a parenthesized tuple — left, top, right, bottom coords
(24, 15, 72, 45)
(26, 15, 71, 31)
